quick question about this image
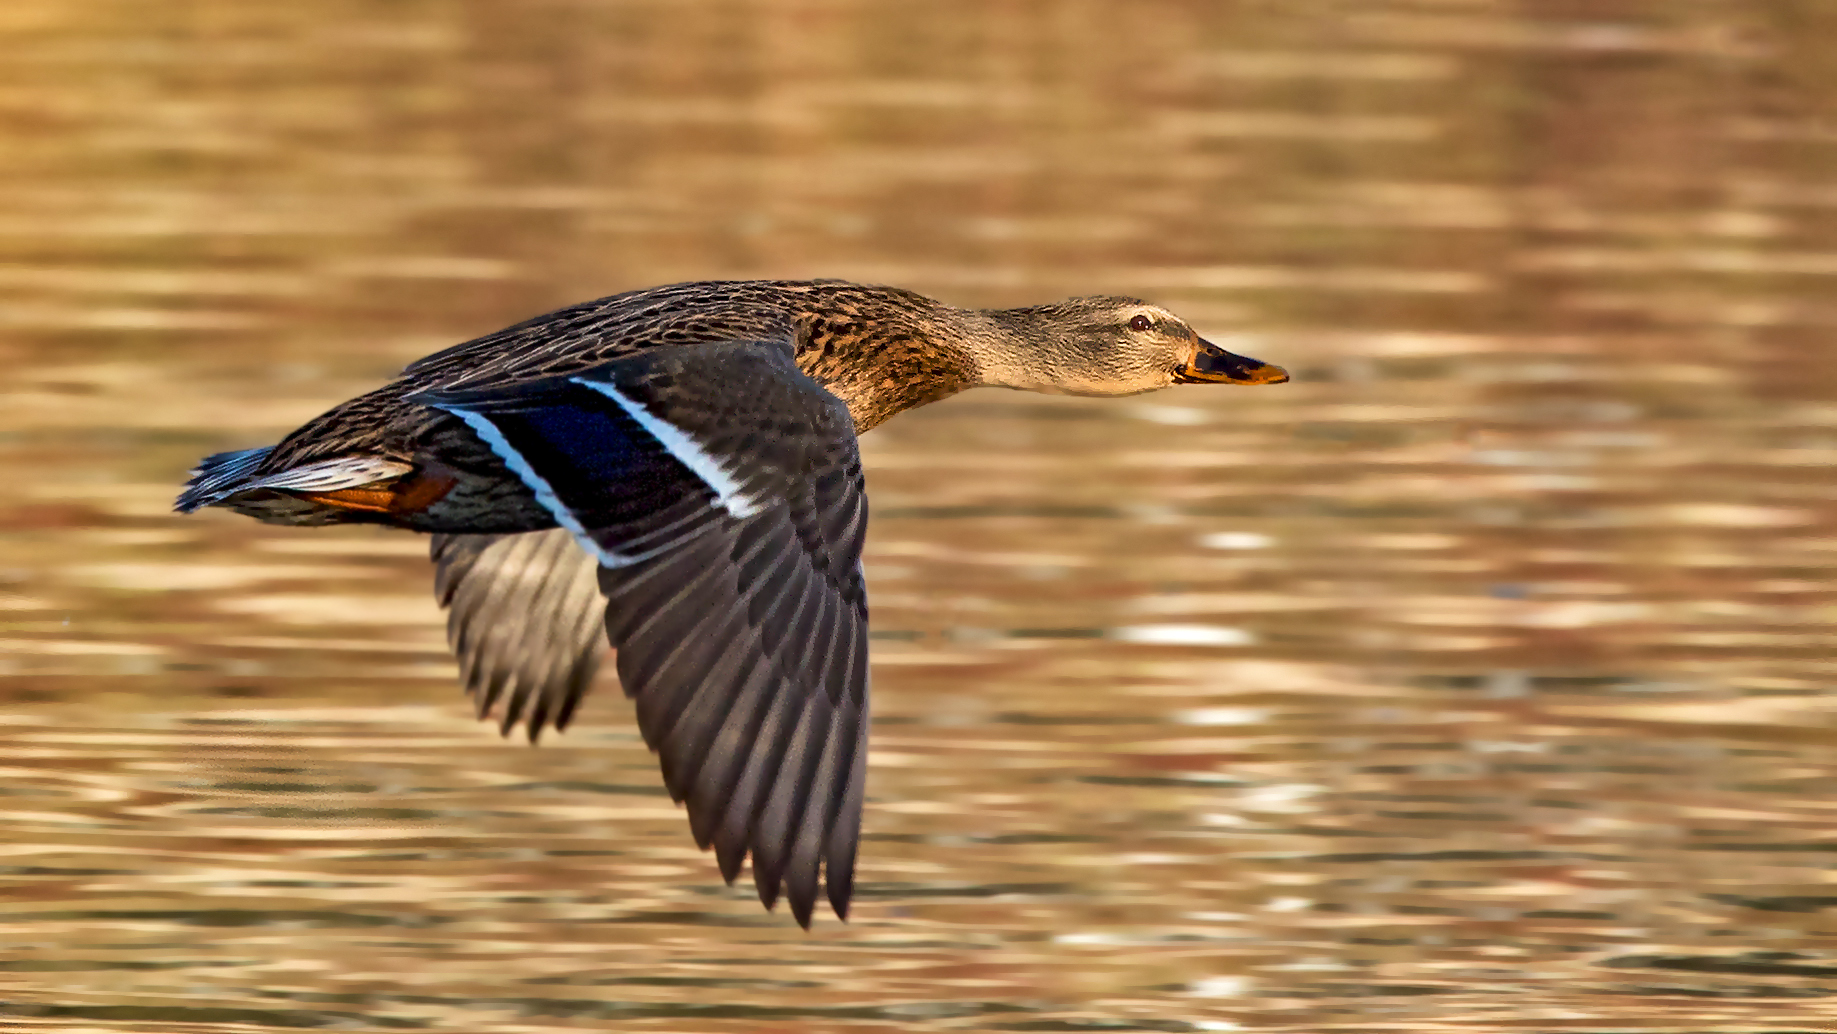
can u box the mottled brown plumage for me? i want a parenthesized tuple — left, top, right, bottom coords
(175, 278, 1288, 927)
(266, 283, 961, 490)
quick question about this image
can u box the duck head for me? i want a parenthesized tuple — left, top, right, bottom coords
(979, 296, 1289, 397)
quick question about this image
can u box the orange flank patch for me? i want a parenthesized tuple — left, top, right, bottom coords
(297, 486, 397, 513)
(297, 469, 458, 515)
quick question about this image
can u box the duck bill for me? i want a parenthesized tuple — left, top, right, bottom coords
(1175, 339, 1290, 385)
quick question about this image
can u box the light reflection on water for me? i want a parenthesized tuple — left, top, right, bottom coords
(3, 0, 1837, 1031)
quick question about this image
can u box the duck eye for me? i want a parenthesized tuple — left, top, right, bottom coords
(1128, 314, 1153, 332)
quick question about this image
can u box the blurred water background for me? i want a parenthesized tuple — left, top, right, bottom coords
(1, 1, 1835, 1031)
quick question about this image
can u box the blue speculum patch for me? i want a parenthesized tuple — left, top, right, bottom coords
(457, 385, 712, 529)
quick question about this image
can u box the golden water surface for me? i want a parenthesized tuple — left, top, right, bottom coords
(2, 1, 1835, 1031)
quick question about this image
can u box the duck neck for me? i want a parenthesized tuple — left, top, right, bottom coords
(794, 295, 1003, 432)
(965, 304, 1081, 395)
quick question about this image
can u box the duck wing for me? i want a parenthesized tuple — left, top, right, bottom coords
(411, 339, 869, 928)
(429, 529, 606, 740)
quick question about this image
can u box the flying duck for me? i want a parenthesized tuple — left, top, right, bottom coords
(174, 279, 1288, 926)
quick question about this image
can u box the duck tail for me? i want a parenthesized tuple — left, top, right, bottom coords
(176, 446, 427, 523)
(175, 445, 275, 513)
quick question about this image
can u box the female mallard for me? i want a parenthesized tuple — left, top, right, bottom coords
(175, 279, 1287, 926)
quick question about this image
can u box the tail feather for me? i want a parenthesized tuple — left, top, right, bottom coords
(174, 447, 414, 513)
(175, 446, 274, 512)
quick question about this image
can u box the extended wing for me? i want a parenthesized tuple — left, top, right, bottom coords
(430, 528, 606, 739)
(413, 339, 869, 927)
